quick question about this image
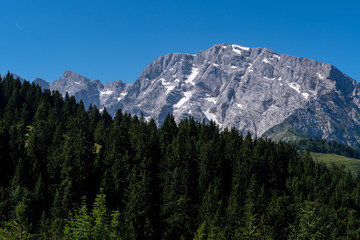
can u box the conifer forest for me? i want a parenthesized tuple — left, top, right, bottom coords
(1, 74, 360, 239)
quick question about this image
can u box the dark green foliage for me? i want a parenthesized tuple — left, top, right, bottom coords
(0, 201, 34, 239)
(63, 191, 132, 240)
(288, 201, 334, 240)
(0, 76, 360, 239)
(291, 138, 360, 159)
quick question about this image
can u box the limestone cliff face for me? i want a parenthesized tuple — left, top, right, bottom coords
(114, 43, 358, 142)
(49, 70, 102, 108)
(27, 43, 360, 148)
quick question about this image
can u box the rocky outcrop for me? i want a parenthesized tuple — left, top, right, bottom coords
(11, 43, 360, 147)
(49, 70, 103, 108)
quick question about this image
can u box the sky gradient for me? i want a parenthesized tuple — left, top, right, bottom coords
(1, 0, 359, 83)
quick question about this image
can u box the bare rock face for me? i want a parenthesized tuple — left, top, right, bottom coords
(100, 80, 130, 114)
(33, 78, 50, 89)
(262, 66, 360, 149)
(49, 70, 103, 108)
(115, 43, 360, 148)
(24, 43, 360, 148)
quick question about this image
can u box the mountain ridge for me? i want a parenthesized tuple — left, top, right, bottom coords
(3, 43, 360, 148)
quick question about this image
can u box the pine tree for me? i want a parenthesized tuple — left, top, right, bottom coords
(0, 202, 33, 239)
(124, 166, 154, 239)
(288, 201, 334, 240)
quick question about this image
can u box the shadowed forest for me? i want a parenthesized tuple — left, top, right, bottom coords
(1, 74, 360, 239)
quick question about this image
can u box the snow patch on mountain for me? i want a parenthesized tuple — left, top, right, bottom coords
(34, 43, 360, 149)
(288, 82, 301, 93)
(100, 90, 113, 95)
(232, 44, 250, 52)
(160, 78, 176, 94)
(185, 67, 199, 86)
(302, 92, 309, 99)
(262, 58, 271, 64)
(317, 72, 325, 80)
(203, 109, 218, 123)
(117, 92, 127, 101)
(174, 91, 192, 108)
(205, 97, 217, 104)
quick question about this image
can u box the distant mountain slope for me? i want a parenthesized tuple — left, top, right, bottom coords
(33, 78, 49, 89)
(5, 43, 360, 148)
(110, 43, 360, 148)
(116, 44, 338, 135)
(1, 72, 24, 82)
(49, 70, 103, 108)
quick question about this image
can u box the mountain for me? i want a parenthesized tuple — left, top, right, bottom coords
(33, 77, 49, 89)
(48, 70, 104, 108)
(1, 72, 24, 82)
(30, 71, 130, 112)
(100, 80, 130, 111)
(7, 43, 360, 148)
(111, 43, 360, 148)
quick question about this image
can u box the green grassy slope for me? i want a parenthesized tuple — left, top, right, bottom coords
(311, 152, 360, 176)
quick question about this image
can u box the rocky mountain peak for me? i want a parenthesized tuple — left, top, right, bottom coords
(92, 79, 104, 91)
(4, 43, 360, 148)
(109, 43, 360, 148)
(59, 70, 92, 84)
(33, 78, 49, 89)
(49, 70, 101, 108)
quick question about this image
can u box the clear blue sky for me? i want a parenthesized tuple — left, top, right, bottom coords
(1, 0, 359, 84)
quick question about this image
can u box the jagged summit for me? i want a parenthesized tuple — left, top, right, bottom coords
(116, 43, 336, 133)
(48, 70, 102, 108)
(33, 78, 49, 89)
(3, 43, 360, 148)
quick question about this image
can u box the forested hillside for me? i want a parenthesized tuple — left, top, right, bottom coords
(291, 138, 360, 159)
(1, 74, 360, 239)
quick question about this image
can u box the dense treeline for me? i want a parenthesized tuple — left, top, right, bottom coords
(290, 138, 360, 159)
(1, 74, 360, 239)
